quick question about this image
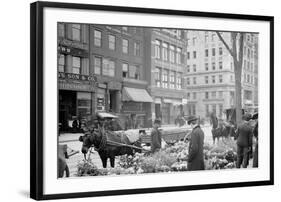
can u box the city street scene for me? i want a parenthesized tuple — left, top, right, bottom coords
(57, 23, 259, 178)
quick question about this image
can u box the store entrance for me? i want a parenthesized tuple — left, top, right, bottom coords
(59, 90, 76, 131)
(109, 90, 118, 112)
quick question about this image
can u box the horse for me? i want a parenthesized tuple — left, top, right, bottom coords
(79, 128, 142, 168)
(210, 113, 236, 144)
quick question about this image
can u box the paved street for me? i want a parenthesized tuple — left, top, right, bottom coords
(59, 124, 214, 177)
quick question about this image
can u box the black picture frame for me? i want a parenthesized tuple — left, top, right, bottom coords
(30, 1, 274, 200)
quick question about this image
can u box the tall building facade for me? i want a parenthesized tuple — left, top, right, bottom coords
(144, 29, 187, 125)
(58, 23, 94, 131)
(58, 23, 153, 130)
(184, 30, 258, 120)
(89, 25, 152, 127)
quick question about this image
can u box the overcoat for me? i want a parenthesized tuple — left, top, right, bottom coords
(188, 125, 205, 171)
(150, 128, 162, 153)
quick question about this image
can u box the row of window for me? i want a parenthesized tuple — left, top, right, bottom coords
(187, 91, 224, 100)
(93, 29, 141, 56)
(93, 56, 141, 79)
(186, 32, 222, 47)
(244, 73, 256, 85)
(58, 24, 141, 56)
(186, 61, 223, 73)
(58, 53, 141, 79)
(205, 104, 224, 117)
(154, 67, 183, 89)
(58, 54, 88, 75)
(154, 40, 183, 64)
(186, 75, 223, 85)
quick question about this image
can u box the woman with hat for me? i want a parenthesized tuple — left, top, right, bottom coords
(186, 115, 205, 171)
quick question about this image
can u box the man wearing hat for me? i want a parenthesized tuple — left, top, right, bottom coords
(186, 115, 205, 171)
(150, 119, 162, 153)
(235, 113, 253, 168)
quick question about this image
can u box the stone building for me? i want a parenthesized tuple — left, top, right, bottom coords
(184, 30, 258, 120)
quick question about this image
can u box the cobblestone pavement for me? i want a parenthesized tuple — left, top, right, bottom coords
(58, 124, 252, 177)
(59, 124, 214, 177)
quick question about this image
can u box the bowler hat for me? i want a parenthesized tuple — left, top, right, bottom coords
(187, 115, 198, 125)
(154, 119, 161, 124)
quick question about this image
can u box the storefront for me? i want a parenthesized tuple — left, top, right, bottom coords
(153, 97, 185, 125)
(58, 72, 96, 131)
(122, 87, 153, 128)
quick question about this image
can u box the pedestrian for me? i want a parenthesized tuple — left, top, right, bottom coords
(235, 113, 253, 168)
(186, 115, 205, 171)
(150, 119, 162, 153)
(253, 121, 258, 168)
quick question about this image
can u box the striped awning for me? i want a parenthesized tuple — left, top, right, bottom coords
(122, 87, 153, 103)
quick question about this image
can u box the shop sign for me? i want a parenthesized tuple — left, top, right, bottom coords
(58, 72, 97, 83)
(122, 102, 142, 112)
(59, 82, 95, 92)
(108, 81, 122, 90)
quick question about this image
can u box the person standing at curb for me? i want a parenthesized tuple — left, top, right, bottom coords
(150, 119, 162, 153)
(186, 115, 205, 171)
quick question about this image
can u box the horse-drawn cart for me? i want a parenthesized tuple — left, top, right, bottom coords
(140, 127, 191, 144)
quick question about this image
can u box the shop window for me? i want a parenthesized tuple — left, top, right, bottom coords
(72, 24, 81, 41)
(72, 56, 81, 74)
(77, 92, 91, 118)
(94, 29, 102, 47)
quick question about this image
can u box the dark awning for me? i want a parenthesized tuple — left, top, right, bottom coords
(122, 87, 153, 103)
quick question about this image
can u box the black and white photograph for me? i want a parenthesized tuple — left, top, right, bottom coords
(57, 23, 260, 178)
(29, 1, 274, 200)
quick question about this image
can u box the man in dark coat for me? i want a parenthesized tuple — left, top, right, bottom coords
(187, 115, 205, 171)
(253, 121, 258, 167)
(235, 113, 253, 168)
(150, 119, 162, 153)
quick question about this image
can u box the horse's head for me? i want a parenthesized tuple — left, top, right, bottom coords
(79, 130, 102, 155)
